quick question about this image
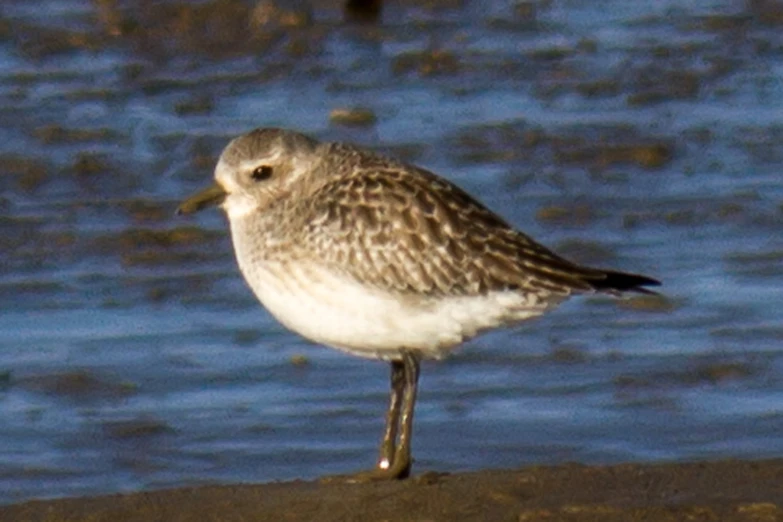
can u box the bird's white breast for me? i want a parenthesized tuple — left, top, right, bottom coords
(229, 220, 549, 360)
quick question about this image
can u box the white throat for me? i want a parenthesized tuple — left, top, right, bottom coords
(221, 193, 259, 221)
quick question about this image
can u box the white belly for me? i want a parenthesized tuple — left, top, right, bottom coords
(236, 256, 550, 361)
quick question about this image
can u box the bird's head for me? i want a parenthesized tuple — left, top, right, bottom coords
(177, 128, 320, 220)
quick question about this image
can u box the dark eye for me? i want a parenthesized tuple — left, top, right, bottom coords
(251, 165, 273, 181)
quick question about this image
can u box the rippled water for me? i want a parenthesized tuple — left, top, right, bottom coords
(1, 0, 783, 504)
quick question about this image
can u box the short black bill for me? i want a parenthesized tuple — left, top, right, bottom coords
(176, 183, 226, 215)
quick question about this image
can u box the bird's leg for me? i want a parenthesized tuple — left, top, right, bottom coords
(355, 352, 420, 480)
(320, 351, 421, 483)
(377, 360, 405, 470)
(383, 351, 420, 479)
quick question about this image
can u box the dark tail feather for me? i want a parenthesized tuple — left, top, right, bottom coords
(588, 270, 661, 295)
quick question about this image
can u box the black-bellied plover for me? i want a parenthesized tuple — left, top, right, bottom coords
(177, 128, 660, 481)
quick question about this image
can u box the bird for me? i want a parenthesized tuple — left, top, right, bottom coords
(176, 127, 660, 482)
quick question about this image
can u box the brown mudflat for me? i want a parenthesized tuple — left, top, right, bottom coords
(3, 459, 782, 522)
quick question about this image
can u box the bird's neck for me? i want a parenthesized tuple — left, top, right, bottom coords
(228, 202, 292, 265)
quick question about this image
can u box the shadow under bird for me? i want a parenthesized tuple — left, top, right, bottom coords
(177, 128, 660, 481)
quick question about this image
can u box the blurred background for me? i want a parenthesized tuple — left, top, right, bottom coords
(1, 0, 782, 505)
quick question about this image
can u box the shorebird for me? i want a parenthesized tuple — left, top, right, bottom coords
(177, 128, 660, 481)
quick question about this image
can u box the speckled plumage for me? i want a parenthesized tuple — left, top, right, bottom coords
(178, 127, 660, 480)
(195, 128, 660, 360)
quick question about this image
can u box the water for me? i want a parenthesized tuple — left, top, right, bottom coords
(1, 0, 782, 504)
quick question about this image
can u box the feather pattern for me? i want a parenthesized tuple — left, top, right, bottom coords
(264, 141, 659, 299)
(197, 128, 659, 359)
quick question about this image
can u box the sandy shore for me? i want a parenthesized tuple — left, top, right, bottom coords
(3, 459, 782, 522)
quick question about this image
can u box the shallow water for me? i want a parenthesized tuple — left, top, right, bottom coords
(1, 0, 783, 504)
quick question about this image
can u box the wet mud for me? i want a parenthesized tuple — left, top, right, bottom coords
(2, 459, 783, 522)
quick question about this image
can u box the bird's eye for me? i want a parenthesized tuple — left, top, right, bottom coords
(251, 165, 273, 182)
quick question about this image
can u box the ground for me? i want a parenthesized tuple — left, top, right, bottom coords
(3, 459, 783, 522)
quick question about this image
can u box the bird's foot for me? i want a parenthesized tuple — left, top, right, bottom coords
(320, 459, 411, 484)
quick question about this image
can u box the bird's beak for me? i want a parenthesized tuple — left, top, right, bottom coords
(176, 183, 227, 215)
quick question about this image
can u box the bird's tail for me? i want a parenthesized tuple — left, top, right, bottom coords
(586, 269, 661, 295)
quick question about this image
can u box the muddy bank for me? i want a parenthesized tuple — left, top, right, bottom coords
(3, 459, 782, 522)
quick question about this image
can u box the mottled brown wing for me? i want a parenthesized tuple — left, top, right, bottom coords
(301, 162, 606, 298)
